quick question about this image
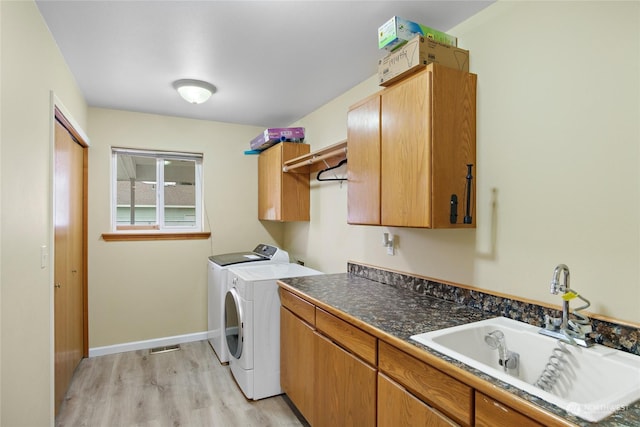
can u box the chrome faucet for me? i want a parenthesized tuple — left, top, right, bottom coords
(484, 330, 519, 376)
(550, 263, 571, 331)
(540, 264, 594, 347)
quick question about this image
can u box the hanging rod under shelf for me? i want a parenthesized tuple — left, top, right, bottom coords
(282, 140, 347, 173)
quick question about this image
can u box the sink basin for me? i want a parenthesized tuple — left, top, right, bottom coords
(411, 316, 640, 422)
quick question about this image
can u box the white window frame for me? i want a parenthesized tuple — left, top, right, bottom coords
(111, 147, 203, 233)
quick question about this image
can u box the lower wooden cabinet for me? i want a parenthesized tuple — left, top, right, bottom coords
(314, 332, 376, 427)
(475, 391, 543, 427)
(378, 341, 473, 426)
(280, 306, 315, 424)
(378, 373, 457, 427)
(280, 288, 551, 427)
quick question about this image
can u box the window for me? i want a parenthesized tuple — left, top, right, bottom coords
(111, 148, 203, 232)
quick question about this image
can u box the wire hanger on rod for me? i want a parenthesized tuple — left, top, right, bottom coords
(316, 158, 347, 182)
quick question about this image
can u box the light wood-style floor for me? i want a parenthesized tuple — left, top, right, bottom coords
(56, 341, 306, 427)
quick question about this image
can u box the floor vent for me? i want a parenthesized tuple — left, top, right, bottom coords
(149, 344, 181, 355)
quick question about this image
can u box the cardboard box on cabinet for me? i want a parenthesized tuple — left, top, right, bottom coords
(378, 16, 457, 51)
(249, 127, 305, 151)
(378, 35, 469, 86)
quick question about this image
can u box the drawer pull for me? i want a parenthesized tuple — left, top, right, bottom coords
(491, 399, 509, 413)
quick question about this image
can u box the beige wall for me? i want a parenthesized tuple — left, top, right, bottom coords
(1, 0, 638, 424)
(1, 1, 88, 426)
(285, 1, 640, 324)
(87, 108, 284, 347)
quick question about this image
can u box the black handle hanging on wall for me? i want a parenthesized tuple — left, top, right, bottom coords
(464, 164, 474, 224)
(450, 194, 458, 224)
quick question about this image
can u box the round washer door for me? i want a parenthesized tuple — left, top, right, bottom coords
(224, 287, 243, 359)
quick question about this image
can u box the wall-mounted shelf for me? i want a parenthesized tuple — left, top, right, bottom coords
(282, 140, 347, 173)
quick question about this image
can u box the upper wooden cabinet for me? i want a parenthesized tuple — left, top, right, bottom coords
(258, 142, 310, 221)
(347, 64, 477, 228)
(347, 95, 381, 224)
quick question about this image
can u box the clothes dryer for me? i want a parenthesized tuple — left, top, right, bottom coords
(207, 244, 289, 364)
(224, 263, 321, 400)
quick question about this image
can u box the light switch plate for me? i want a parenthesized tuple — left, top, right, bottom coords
(40, 245, 48, 268)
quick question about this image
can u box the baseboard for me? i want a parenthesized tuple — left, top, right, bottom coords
(88, 331, 208, 357)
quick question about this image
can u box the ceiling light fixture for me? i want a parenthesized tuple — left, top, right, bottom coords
(172, 79, 216, 104)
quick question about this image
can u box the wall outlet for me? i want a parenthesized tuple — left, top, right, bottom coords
(387, 244, 395, 256)
(383, 233, 395, 256)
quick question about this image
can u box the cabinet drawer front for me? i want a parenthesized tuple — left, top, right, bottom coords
(279, 288, 315, 325)
(316, 308, 377, 365)
(378, 341, 472, 426)
(475, 391, 543, 427)
(378, 373, 457, 427)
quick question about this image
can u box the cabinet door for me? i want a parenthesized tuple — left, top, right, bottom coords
(280, 306, 315, 424)
(314, 332, 376, 427)
(347, 94, 381, 225)
(258, 143, 310, 221)
(475, 392, 543, 427)
(258, 144, 282, 220)
(280, 143, 310, 221)
(378, 373, 457, 427)
(430, 65, 477, 228)
(381, 70, 432, 227)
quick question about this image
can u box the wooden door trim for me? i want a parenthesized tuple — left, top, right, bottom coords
(54, 105, 90, 148)
(53, 101, 89, 357)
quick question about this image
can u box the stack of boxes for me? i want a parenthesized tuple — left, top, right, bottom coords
(247, 127, 305, 153)
(247, 17, 464, 152)
(377, 16, 469, 86)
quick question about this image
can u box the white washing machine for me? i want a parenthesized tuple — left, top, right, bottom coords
(207, 244, 289, 364)
(224, 263, 322, 400)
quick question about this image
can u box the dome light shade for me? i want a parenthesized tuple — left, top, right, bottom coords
(173, 79, 216, 104)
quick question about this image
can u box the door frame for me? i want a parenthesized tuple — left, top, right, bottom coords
(49, 93, 90, 412)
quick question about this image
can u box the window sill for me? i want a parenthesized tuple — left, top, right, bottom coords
(101, 232, 211, 242)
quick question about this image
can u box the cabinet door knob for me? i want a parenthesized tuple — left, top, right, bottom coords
(54, 283, 62, 289)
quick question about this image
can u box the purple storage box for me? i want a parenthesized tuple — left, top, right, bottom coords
(250, 127, 305, 151)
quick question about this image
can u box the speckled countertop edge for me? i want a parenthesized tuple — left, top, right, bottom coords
(347, 263, 639, 356)
(279, 272, 640, 427)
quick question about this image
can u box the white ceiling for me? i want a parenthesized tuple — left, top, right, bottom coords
(36, 0, 493, 127)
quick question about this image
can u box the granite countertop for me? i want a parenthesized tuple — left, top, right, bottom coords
(279, 272, 640, 427)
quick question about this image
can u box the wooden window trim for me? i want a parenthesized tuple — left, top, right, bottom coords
(116, 225, 160, 231)
(101, 232, 211, 242)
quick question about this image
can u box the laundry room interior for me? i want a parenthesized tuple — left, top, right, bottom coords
(1, 1, 639, 426)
